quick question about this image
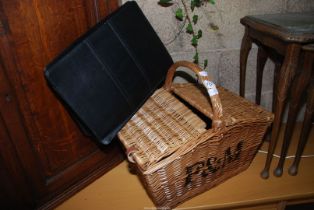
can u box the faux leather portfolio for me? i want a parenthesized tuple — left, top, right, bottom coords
(45, 1, 173, 144)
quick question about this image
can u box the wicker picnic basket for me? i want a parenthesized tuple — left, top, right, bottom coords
(118, 61, 273, 208)
(43, 2, 272, 208)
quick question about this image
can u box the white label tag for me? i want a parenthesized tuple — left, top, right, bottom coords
(203, 80, 218, 96)
(199, 71, 208, 77)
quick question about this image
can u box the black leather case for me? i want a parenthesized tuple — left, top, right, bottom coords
(44, 1, 173, 144)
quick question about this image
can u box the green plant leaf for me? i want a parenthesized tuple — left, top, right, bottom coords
(204, 59, 208, 69)
(157, 0, 220, 70)
(193, 0, 201, 7)
(193, 52, 199, 64)
(158, 0, 173, 6)
(175, 8, 184, 21)
(191, 35, 198, 47)
(186, 23, 193, 34)
(191, 0, 202, 12)
(192, 15, 198, 24)
(197, 29, 202, 38)
(159, 0, 173, 3)
(190, 0, 196, 11)
(210, 23, 219, 31)
(197, 0, 202, 6)
(208, 0, 216, 5)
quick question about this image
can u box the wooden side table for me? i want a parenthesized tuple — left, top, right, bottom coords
(274, 44, 314, 177)
(239, 13, 314, 179)
(288, 44, 314, 176)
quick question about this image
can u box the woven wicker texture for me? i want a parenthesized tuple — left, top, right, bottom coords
(141, 122, 269, 207)
(118, 61, 273, 208)
(172, 83, 273, 126)
(119, 88, 207, 169)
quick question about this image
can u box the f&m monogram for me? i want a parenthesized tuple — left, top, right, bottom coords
(185, 141, 244, 186)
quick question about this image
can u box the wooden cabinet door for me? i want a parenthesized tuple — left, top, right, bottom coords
(0, 0, 123, 208)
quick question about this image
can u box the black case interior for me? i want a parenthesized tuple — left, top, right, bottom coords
(44, 1, 173, 144)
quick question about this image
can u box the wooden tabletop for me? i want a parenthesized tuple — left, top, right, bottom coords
(57, 124, 314, 210)
(241, 12, 314, 42)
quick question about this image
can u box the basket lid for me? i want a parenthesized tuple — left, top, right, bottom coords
(44, 1, 173, 144)
(172, 83, 274, 125)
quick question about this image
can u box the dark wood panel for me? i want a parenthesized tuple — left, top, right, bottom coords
(38, 141, 124, 209)
(0, 54, 36, 209)
(0, 30, 45, 194)
(98, 0, 121, 21)
(0, 117, 33, 209)
(1, 0, 98, 176)
(1, 0, 122, 178)
(0, 0, 123, 208)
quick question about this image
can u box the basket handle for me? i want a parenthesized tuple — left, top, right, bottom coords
(164, 61, 224, 129)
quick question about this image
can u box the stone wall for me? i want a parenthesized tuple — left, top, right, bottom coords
(122, 0, 314, 114)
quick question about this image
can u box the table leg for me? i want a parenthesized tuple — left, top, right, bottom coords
(256, 47, 268, 105)
(289, 84, 314, 176)
(240, 28, 252, 97)
(272, 63, 281, 112)
(260, 43, 301, 179)
(274, 51, 313, 177)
